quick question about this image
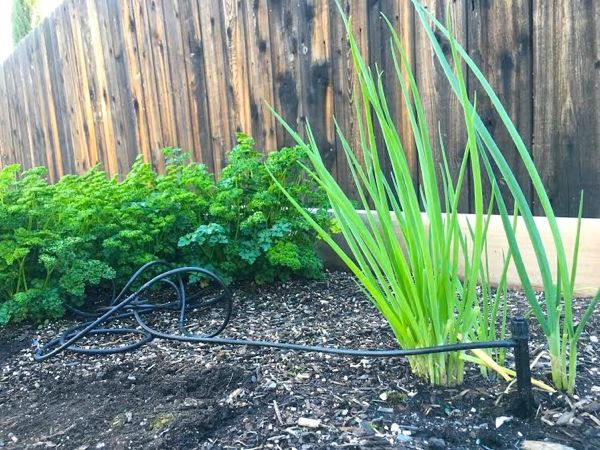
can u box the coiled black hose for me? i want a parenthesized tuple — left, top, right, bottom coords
(33, 261, 537, 417)
(34, 260, 516, 360)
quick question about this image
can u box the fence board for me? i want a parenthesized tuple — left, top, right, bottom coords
(243, 0, 277, 152)
(199, 0, 232, 174)
(367, 0, 416, 188)
(0, 0, 599, 217)
(533, 1, 600, 218)
(469, 0, 533, 214)
(4, 52, 31, 171)
(327, 1, 369, 199)
(119, 0, 150, 164)
(221, 0, 252, 142)
(414, 0, 469, 212)
(162, 0, 196, 154)
(82, 0, 117, 174)
(0, 67, 14, 167)
(24, 29, 49, 171)
(268, 0, 303, 150)
(180, 0, 213, 168)
(56, 3, 90, 173)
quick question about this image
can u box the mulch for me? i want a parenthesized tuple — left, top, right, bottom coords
(0, 271, 599, 449)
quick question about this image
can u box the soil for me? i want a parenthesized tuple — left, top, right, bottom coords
(0, 271, 599, 449)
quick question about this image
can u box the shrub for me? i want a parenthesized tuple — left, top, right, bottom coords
(178, 132, 331, 284)
(0, 137, 328, 325)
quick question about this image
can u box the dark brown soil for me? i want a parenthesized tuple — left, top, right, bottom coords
(1, 271, 599, 449)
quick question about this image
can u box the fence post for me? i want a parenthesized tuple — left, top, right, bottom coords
(510, 317, 536, 418)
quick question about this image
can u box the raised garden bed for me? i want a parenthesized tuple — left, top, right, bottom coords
(1, 271, 599, 449)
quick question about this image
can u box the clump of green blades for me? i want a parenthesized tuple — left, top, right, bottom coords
(269, 3, 511, 386)
(409, 1, 599, 393)
(270, 1, 599, 392)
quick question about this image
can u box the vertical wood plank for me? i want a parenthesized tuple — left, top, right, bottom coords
(119, 0, 151, 164)
(82, 0, 117, 174)
(179, 0, 213, 169)
(24, 29, 51, 172)
(198, 0, 233, 174)
(469, 0, 533, 213)
(414, 0, 469, 212)
(268, 0, 303, 149)
(5, 52, 32, 171)
(145, 0, 178, 165)
(533, 1, 600, 217)
(65, 2, 99, 170)
(367, 0, 417, 187)
(68, 1, 100, 171)
(242, 0, 277, 152)
(32, 25, 63, 180)
(99, 0, 140, 175)
(55, 3, 91, 173)
(0, 67, 15, 168)
(328, 0, 370, 198)
(161, 0, 195, 153)
(128, 0, 165, 170)
(18, 35, 40, 167)
(221, 0, 252, 139)
(297, 0, 334, 166)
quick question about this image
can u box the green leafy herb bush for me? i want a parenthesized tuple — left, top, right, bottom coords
(0, 136, 328, 325)
(0, 156, 213, 325)
(178, 133, 331, 284)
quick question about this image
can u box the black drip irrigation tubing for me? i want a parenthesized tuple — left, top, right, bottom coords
(33, 261, 537, 418)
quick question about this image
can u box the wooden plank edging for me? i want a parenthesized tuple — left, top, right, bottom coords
(317, 211, 600, 297)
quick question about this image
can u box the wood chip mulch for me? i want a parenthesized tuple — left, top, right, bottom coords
(0, 271, 599, 449)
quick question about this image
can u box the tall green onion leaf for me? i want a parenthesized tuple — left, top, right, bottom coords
(411, 0, 599, 392)
(267, 2, 514, 386)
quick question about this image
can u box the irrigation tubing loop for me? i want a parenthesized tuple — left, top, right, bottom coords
(33, 261, 536, 417)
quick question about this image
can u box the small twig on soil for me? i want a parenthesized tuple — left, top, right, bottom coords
(273, 400, 284, 425)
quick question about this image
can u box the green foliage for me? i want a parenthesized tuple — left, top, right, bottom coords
(268, 4, 513, 387)
(0, 136, 328, 325)
(411, 0, 599, 393)
(178, 133, 331, 284)
(11, 0, 39, 45)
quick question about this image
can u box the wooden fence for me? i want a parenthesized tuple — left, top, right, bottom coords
(0, 0, 599, 217)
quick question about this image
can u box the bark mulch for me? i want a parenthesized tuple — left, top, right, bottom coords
(0, 271, 599, 449)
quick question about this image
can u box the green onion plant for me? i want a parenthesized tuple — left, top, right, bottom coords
(268, 3, 512, 386)
(411, 0, 600, 393)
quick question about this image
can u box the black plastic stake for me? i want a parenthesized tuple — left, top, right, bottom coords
(510, 317, 536, 418)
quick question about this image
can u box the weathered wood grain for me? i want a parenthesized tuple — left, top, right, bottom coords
(81, 0, 117, 174)
(533, 1, 600, 218)
(297, 0, 334, 167)
(161, 0, 195, 153)
(414, 0, 469, 212)
(179, 0, 213, 169)
(198, 0, 232, 174)
(242, 0, 277, 152)
(119, 0, 151, 164)
(0, 66, 14, 168)
(327, 0, 368, 199)
(367, 0, 417, 191)
(221, 0, 252, 141)
(268, 0, 303, 149)
(469, 0, 533, 214)
(55, 3, 90, 173)
(0, 0, 598, 218)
